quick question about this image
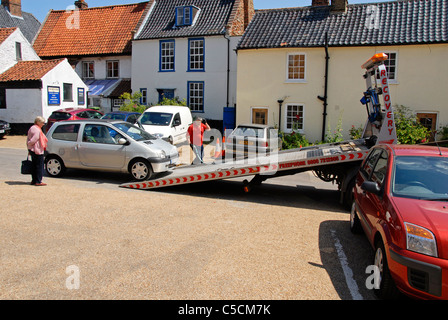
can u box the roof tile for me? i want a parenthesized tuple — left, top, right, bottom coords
(0, 59, 65, 82)
(33, 2, 150, 58)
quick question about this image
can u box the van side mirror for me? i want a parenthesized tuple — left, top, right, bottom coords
(173, 119, 181, 127)
(361, 181, 382, 196)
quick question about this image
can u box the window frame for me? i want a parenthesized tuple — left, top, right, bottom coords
(286, 53, 306, 83)
(82, 61, 95, 79)
(63, 83, 73, 102)
(140, 88, 148, 105)
(284, 103, 305, 133)
(159, 39, 175, 72)
(188, 38, 205, 72)
(175, 6, 193, 27)
(15, 42, 22, 61)
(188, 81, 205, 113)
(106, 60, 119, 79)
(376, 51, 398, 83)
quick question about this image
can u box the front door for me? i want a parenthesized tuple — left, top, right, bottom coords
(78, 124, 126, 169)
(157, 89, 175, 103)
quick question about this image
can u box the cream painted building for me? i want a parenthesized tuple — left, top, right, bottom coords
(236, 0, 448, 142)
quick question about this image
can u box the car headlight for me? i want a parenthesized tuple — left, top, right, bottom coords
(405, 223, 438, 257)
(158, 150, 166, 159)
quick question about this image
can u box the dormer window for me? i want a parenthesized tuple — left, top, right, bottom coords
(175, 6, 199, 27)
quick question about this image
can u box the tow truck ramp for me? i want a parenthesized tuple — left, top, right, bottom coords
(119, 139, 370, 190)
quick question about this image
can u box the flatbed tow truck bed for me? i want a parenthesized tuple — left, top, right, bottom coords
(119, 139, 370, 191)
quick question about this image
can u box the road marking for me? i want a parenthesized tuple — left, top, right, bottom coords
(331, 229, 364, 300)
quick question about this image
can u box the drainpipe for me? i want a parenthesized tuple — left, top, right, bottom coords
(318, 32, 329, 141)
(223, 34, 230, 108)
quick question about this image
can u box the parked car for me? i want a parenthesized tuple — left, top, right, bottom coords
(45, 120, 179, 181)
(225, 124, 282, 158)
(0, 119, 11, 138)
(138, 106, 192, 145)
(46, 108, 103, 132)
(101, 111, 140, 124)
(350, 144, 448, 300)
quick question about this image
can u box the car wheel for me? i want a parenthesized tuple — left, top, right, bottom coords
(350, 201, 363, 234)
(129, 159, 153, 181)
(45, 156, 66, 177)
(373, 239, 402, 299)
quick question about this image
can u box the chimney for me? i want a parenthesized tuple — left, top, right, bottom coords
(331, 0, 348, 13)
(2, 0, 22, 17)
(74, 0, 88, 10)
(312, 0, 329, 6)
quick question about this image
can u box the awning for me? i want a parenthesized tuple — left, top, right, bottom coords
(85, 79, 120, 96)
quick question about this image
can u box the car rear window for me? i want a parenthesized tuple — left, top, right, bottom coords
(49, 112, 71, 120)
(233, 127, 265, 138)
(52, 124, 80, 141)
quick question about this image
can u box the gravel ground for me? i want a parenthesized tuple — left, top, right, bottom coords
(0, 135, 355, 300)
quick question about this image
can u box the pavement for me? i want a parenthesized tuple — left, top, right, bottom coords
(0, 135, 376, 300)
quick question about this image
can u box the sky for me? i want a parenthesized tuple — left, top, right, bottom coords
(22, 0, 393, 23)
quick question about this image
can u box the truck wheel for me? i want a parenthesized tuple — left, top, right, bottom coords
(45, 156, 66, 177)
(129, 159, 153, 181)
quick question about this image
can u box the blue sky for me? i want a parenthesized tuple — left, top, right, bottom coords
(22, 0, 392, 23)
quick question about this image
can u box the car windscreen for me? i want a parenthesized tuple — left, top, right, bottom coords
(112, 122, 156, 142)
(49, 112, 71, 120)
(139, 112, 173, 126)
(392, 156, 448, 200)
(232, 126, 265, 138)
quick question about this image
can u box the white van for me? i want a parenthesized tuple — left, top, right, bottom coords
(138, 106, 193, 145)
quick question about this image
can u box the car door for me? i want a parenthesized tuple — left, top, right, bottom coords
(77, 124, 126, 169)
(171, 112, 182, 144)
(358, 148, 389, 236)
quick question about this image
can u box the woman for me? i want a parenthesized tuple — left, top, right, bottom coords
(27, 116, 48, 186)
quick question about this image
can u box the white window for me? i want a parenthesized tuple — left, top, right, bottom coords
(188, 38, 204, 71)
(377, 52, 397, 82)
(188, 81, 204, 112)
(106, 60, 119, 79)
(287, 53, 306, 82)
(82, 61, 94, 79)
(160, 40, 175, 71)
(285, 104, 304, 132)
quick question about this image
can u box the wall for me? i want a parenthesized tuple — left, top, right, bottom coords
(42, 59, 89, 120)
(0, 28, 40, 74)
(74, 55, 132, 80)
(132, 35, 240, 122)
(236, 44, 448, 142)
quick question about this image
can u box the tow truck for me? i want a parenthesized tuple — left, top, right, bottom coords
(120, 53, 397, 208)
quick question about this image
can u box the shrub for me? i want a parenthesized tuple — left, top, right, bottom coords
(394, 105, 429, 144)
(118, 92, 147, 114)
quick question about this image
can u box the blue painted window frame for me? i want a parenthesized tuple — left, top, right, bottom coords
(175, 6, 193, 27)
(140, 88, 147, 105)
(188, 38, 205, 72)
(187, 81, 205, 113)
(159, 39, 175, 72)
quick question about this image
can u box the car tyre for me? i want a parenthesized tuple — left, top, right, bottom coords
(350, 201, 363, 234)
(45, 156, 66, 177)
(373, 239, 402, 300)
(129, 159, 153, 181)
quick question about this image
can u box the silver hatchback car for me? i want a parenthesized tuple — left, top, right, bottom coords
(45, 120, 178, 181)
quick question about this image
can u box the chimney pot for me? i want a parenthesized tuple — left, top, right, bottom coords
(74, 0, 88, 10)
(331, 0, 348, 13)
(2, 0, 22, 17)
(312, 0, 329, 6)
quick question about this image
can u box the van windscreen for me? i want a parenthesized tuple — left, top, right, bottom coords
(140, 112, 173, 126)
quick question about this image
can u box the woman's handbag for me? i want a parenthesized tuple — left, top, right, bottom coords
(21, 156, 32, 175)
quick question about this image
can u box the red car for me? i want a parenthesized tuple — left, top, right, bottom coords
(46, 108, 103, 132)
(351, 144, 448, 299)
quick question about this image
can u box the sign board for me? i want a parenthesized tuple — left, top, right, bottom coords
(78, 88, 85, 105)
(48, 86, 60, 105)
